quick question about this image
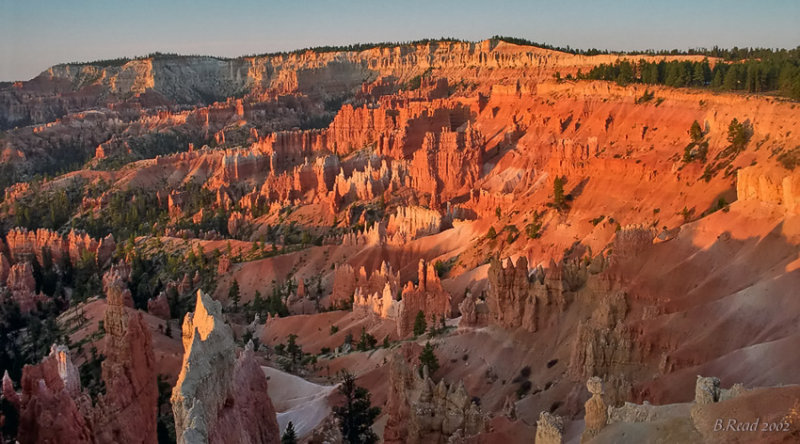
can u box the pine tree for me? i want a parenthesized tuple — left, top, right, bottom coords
(281, 421, 297, 444)
(689, 120, 704, 142)
(692, 63, 706, 86)
(333, 372, 380, 444)
(553, 176, 566, 209)
(229, 279, 240, 310)
(286, 333, 303, 369)
(413, 310, 427, 337)
(418, 341, 440, 377)
(727, 118, 750, 152)
(252, 290, 263, 317)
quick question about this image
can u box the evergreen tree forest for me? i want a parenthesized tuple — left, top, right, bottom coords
(578, 49, 800, 99)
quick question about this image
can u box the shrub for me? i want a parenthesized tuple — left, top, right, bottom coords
(525, 221, 542, 238)
(516, 380, 532, 399)
(635, 89, 655, 104)
(356, 327, 377, 351)
(689, 120, 704, 142)
(777, 146, 800, 170)
(727, 118, 751, 152)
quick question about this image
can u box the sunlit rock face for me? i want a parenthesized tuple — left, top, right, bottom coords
(171, 290, 280, 444)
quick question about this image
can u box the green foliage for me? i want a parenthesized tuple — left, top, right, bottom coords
(490, 36, 606, 55)
(433, 259, 454, 278)
(581, 51, 800, 100)
(512, 366, 533, 399)
(92, 132, 196, 171)
(418, 341, 440, 377)
(525, 211, 544, 238)
(228, 279, 241, 310)
(10, 180, 84, 231)
(680, 206, 694, 223)
(590, 215, 605, 226)
(777, 146, 800, 170)
(553, 176, 566, 209)
(689, 120, 704, 142)
(356, 327, 378, 351)
(634, 89, 655, 104)
(79, 347, 106, 404)
(683, 121, 709, 163)
(333, 372, 381, 444)
(486, 226, 497, 240)
(0, 297, 68, 383)
(516, 380, 533, 399)
(276, 333, 305, 373)
(71, 188, 168, 240)
(407, 75, 423, 91)
(72, 251, 101, 304)
(157, 374, 177, 443)
(281, 421, 298, 444)
(413, 310, 427, 337)
(427, 315, 448, 337)
(1, 396, 19, 442)
(330, 325, 340, 335)
(727, 118, 751, 152)
(406, 67, 433, 91)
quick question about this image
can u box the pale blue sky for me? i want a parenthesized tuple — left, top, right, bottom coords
(1, 0, 798, 81)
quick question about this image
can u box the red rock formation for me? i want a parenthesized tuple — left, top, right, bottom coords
(386, 206, 442, 243)
(95, 234, 116, 268)
(396, 260, 451, 337)
(168, 191, 187, 217)
(4, 228, 106, 267)
(217, 255, 232, 274)
(66, 231, 100, 266)
(5, 228, 66, 264)
(2, 371, 19, 409)
(327, 104, 401, 155)
(227, 211, 248, 237)
(253, 130, 325, 172)
(171, 291, 280, 444)
(384, 344, 485, 444)
(0, 252, 10, 283)
(349, 261, 405, 321)
(93, 278, 158, 443)
(102, 265, 134, 308)
(17, 345, 94, 444)
(485, 256, 575, 332)
(737, 165, 800, 214)
(7, 262, 42, 313)
(457, 291, 489, 328)
(177, 273, 193, 296)
(147, 292, 171, 320)
(331, 264, 358, 308)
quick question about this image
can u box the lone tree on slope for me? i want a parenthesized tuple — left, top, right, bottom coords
(333, 372, 381, 444)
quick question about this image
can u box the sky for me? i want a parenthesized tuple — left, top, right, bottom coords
(1, 0, 798, 81)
